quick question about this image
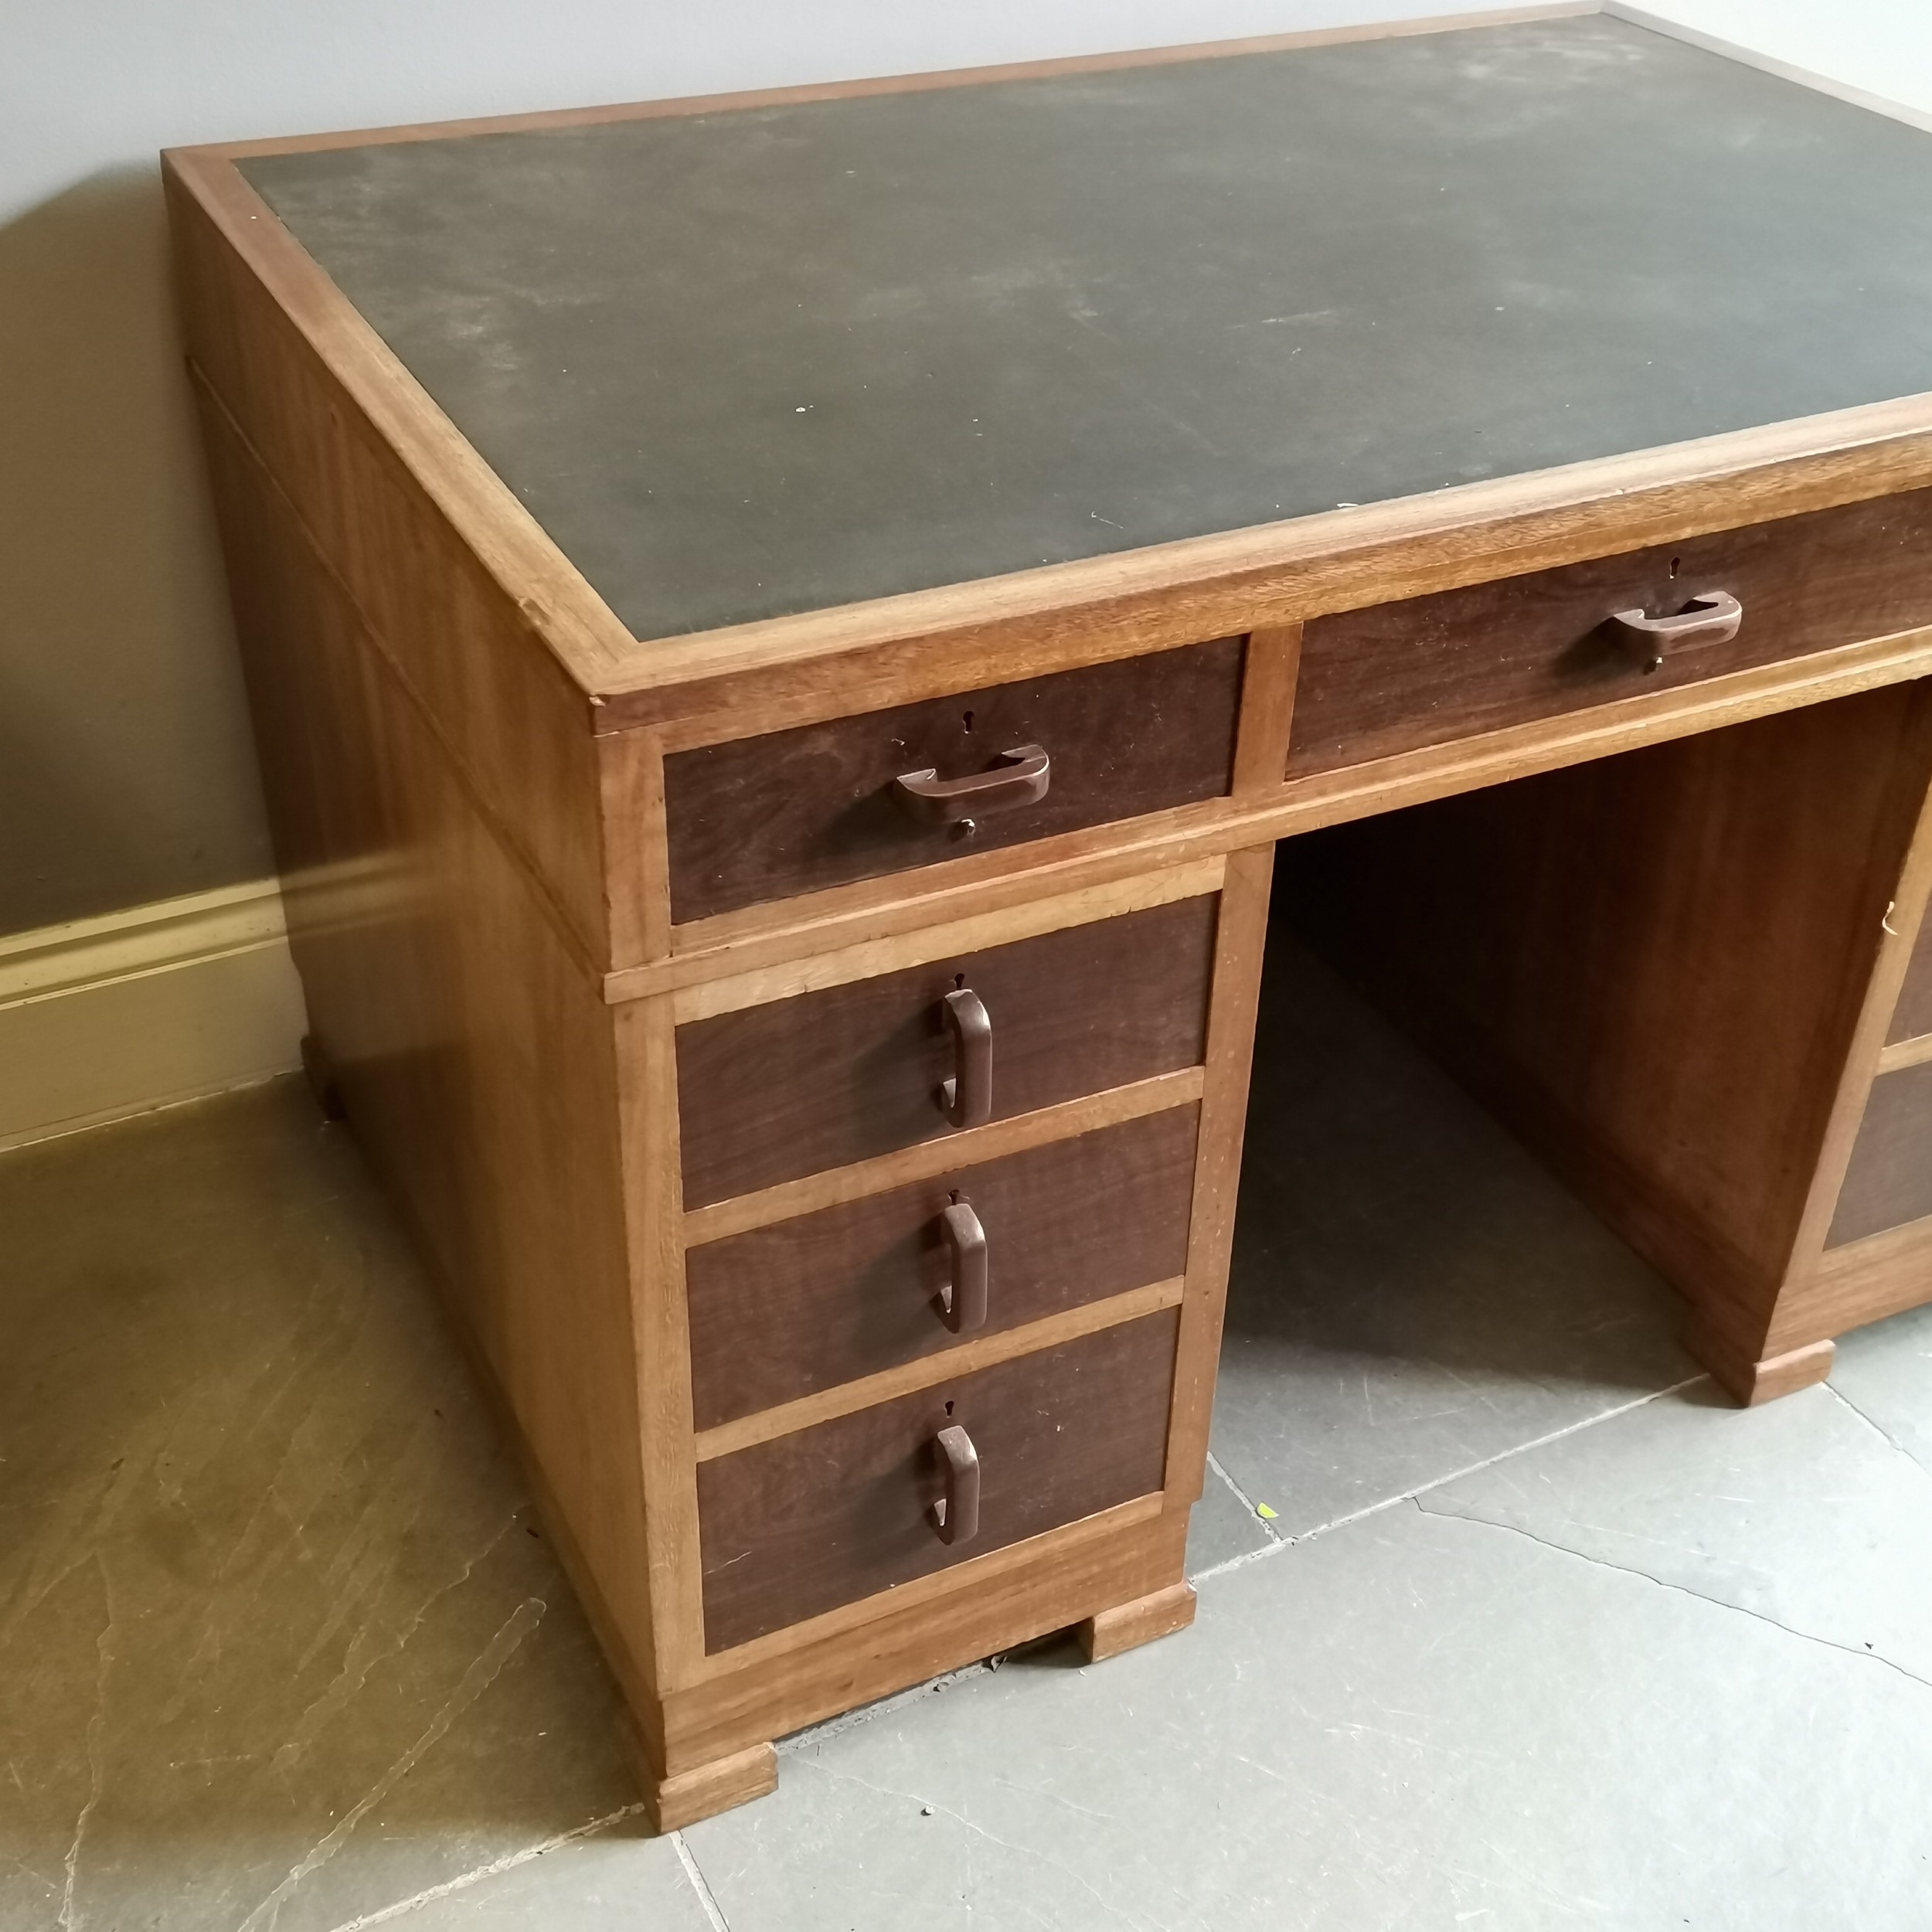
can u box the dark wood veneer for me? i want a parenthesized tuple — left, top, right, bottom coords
(685, 1104, 1199, 1429)
(675, 894, 1219, 1206)
(1886, 911, 1932, 1045)
(1828, 1063, 1932, 1247)
(1291, 488, 1932, 775)
(696, 1308, 1179, 1652)
(665, 638, 1243, 923)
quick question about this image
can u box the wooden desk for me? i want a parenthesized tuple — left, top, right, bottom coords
(165, 7, 1932, 1828)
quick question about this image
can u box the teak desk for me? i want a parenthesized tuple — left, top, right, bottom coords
(167, 8, 1932, 1828)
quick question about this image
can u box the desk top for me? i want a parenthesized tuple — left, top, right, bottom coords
(239, 13, 1932, 646)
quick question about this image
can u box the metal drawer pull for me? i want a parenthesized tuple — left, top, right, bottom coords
(932, 1423, 981, 1546)
(1607, 590, 1743, 671)
(893, 744, 1050, 825)
(939, 1197, 989, 1333)
(939, 987, 992, 1128)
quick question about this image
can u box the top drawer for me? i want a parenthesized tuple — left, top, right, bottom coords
(663, 638, 1244, 923)
(1289, 488, 1932, 775)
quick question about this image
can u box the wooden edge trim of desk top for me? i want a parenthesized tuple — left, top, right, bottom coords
(680, 1491, 1168, 1683)
(168, 39, 1932, 734)
(611, 624, 1932, 1003)
(624, 400, 1932, 739)
(163, 145, 637, 701)
(692, 1277, 1187, 1463)
(179, 8, 1596, 161)
(670, 856, 1223, 1022)
(682, 1068, 1205, 1243)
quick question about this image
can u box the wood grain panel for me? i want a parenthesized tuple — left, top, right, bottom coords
(665, 638, 1241, 922)
(675, 893, 1217, 1207)
(685, 1105, 1198, 1430)
(165, 157, 627, 965)
(1826, 1063, 1932, 1247)
(1291, 488, 1932, 775)
(696, 1310, 1179, 1652)
(1284, 682, 1932, 1359)
(1885, 902, 1932, 1045)
(196, 392, 662, 1708)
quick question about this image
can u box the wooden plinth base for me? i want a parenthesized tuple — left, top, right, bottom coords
(624, 1728, 778, 1833)
(1689, 1327, 1837, 1406)
(1077, 1581, 1197, 1663)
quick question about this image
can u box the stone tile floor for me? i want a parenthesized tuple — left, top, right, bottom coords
(5, 948, 1930, 1928)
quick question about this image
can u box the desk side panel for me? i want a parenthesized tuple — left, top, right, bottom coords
(165, 154, 624, 967)
(1278, 682, 1932, 1367)
(196, 395, 665, 1718)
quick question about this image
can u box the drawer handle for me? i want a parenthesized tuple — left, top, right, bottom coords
(932, 1423, 981, 1546)
(939, 987, 993, 1128)
(939, 1197, 989, 1333)
(893, 744, 1051, 825)
(1607, 590, 1743, 671)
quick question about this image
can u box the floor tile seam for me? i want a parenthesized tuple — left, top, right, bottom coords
(672, 1831, 733, 1932)
(1413, 1496, 1932, 1695)
(1192, 1372, 1712, 1583)
(1824, 1379, 1932, 1476)
(318, 1803, 648, 1930)
(1202, 1450, 1284, 1544)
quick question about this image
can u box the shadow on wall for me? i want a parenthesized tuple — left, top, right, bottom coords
(0, 168, 274, 939)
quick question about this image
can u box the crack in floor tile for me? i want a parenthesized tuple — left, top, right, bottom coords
(1825, 1380, 1930, 1477)
(671, 1831, 733, 1932)
(1414, 1498, 1932, 1695)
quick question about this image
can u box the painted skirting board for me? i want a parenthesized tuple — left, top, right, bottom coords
(0, 879, 307, 1151)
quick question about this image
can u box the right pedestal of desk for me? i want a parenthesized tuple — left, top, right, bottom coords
(1281, 679, 1932, 1403)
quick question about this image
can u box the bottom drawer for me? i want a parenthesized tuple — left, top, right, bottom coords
(696, 1309, 1180, 1652)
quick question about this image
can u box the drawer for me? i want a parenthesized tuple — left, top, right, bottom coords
(1886, 910, 1932, 1046)
(1289, 488, 1932, 776)
(663, 638, 1244, 923)
(696, 1308, 1179, 1651)
(1828, 1063, 1932, 1247)
(676, 893, 1218, 1206)
(686, 1105, 1199, 1430)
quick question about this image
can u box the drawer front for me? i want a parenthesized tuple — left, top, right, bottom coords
(1828, 1063, 1932, 1247)
(696, 1308, 1179, 1652)
(1886, 910, 1932, 1046)
(1290, 488, 1932, 776)
(687, 1104, 1199, 1430)
(676, 893, 1218, 1206)
(664, 638, 1244, 923)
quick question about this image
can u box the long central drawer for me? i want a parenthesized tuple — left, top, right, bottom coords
(675, 893, 1219, 1206)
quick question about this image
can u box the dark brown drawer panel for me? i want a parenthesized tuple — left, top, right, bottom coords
(687, 1105, 1199, 1430)
(1886, 910, 1932, 1046)
(676, 893, 1218, 1206)
(1290, 488, 1932, 776)
(664, 638, 1244, 923)
(696, 1308, 1179, 1652)
(1828, 1063, 1932, 1247)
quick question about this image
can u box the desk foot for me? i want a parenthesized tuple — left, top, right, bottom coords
(1077, 1581, 1197, 1664)
(624, 1729, 778, 1833)
(1689, 1328, 1836, 1406)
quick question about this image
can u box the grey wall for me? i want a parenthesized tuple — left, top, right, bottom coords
(4, 2, 1927, 938)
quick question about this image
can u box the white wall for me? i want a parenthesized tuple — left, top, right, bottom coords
(1622, 2, 1932, 121)
(1, 2, 1927, 937)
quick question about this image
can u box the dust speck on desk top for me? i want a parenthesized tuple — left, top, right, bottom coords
(240, 15, 1932, 643)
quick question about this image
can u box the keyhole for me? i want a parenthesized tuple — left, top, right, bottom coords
(954, 972, 966, 989)
(944, 1400, 955, 1416)
(961, 710, 975, 733)
(1668, 555, 1682, 579)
